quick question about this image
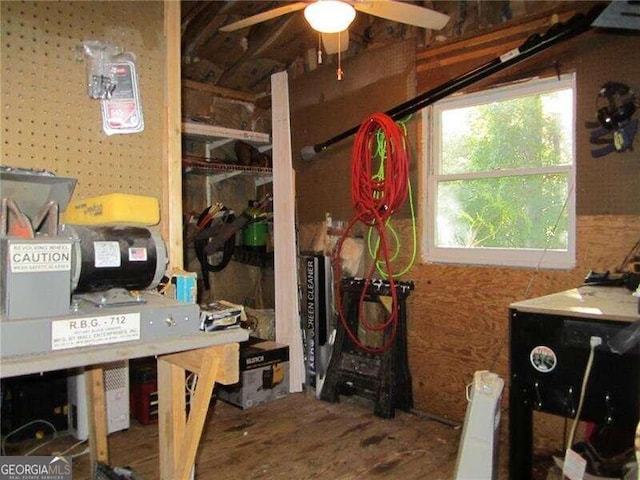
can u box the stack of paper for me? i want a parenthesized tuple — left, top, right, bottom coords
(199, 300, 244, 332)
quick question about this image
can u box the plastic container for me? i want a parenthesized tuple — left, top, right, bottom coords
(242, 201, 267, 252)
(62, 193, 159, 226)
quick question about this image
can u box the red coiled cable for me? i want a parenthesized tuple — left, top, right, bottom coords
(333, 113, 410, 353)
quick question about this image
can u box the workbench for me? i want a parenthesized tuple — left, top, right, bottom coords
(509, 286, 639, 479)
(0, 328, 249, 480)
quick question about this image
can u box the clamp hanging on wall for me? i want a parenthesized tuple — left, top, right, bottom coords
(586, 81, 638, 158)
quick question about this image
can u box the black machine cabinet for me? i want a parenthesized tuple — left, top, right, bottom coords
(509, 286, 640, 479)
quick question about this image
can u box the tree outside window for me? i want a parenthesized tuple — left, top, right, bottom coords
(423, 74, 576, 269)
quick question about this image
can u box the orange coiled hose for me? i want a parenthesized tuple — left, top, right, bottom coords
(333, 113, 410, 353)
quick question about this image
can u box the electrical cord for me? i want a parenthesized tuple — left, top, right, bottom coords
(1, 419, 58, 455)
(566, 336, 600, 455)
(523, 183, 574, 299)
(23, 436, 62, 456)
(367, 116, 417, 279)
(488, 183, 573, 374)
(186, 372, 198, 398)
(57, 439, 89, 459)
(333, 113, 411, 353)
(22, 434, 87, 458)
(193, 205, 236, 290)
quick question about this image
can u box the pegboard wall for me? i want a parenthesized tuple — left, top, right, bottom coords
(1, 1, 165, 202)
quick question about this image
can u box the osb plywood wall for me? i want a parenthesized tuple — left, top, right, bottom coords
(291, 11, 640, 455)
(406, 214, 640, 450)
(412, 25, 640, 452)
(291, 39, 417, 222)
(1, 1, 164, 205)
(574, 32, 640, 215)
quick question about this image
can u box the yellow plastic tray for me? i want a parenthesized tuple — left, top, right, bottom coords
(62, 193, 160, 226)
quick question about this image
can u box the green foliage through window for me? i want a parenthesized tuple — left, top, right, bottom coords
(425, 74, 576, 268)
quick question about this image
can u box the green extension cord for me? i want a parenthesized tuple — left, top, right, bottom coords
(367, 116, 417, 279)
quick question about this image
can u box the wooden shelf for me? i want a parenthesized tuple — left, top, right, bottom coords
(182, 121, 270, 149)
(182, 122, 272, 186)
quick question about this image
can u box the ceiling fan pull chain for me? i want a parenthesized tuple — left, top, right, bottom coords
(317, 33, 323, 65)
(337, 33, 343, 80)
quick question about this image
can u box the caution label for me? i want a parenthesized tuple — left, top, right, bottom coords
(10, 243, 72, 273)
(51, 313, 140, 350)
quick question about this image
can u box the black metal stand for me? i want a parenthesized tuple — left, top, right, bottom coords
(509, 307, 640, 479)
(320, 278, 414, 418)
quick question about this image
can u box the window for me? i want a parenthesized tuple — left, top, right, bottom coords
(423, 74, 576, 269)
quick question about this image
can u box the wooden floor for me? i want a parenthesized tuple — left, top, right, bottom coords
(32, 392, 515, 479)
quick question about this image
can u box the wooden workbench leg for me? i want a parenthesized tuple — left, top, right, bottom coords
(158, 357, 187, 480)
(175, 353, 220, 480)
(157, 344, 239, 480)
(85, 365, 109, 469)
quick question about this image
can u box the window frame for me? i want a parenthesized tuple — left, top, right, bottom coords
(422, 73, 577, 269)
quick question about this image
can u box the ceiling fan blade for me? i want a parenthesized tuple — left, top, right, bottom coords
(322, 30, 350, 55)
(219, 2, 307, 32)
(354, 0, 450, 30)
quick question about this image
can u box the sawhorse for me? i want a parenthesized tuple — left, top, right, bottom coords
(320, 277, 414, 418)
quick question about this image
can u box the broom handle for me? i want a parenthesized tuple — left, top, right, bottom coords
(300, 4, 605, 161)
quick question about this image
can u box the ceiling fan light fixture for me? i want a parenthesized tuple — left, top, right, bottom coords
(304, 1, 356, 33)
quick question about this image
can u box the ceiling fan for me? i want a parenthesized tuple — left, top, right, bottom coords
(219, 1, 450, 80)
(219, 1, 450, 33)
(219, 1, 450, 56)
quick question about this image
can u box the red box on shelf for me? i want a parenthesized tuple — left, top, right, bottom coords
(130, 378, 158, 425)
(130, 361, 159, 425)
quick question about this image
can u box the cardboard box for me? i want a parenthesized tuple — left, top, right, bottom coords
(216, 337, 289, 409)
